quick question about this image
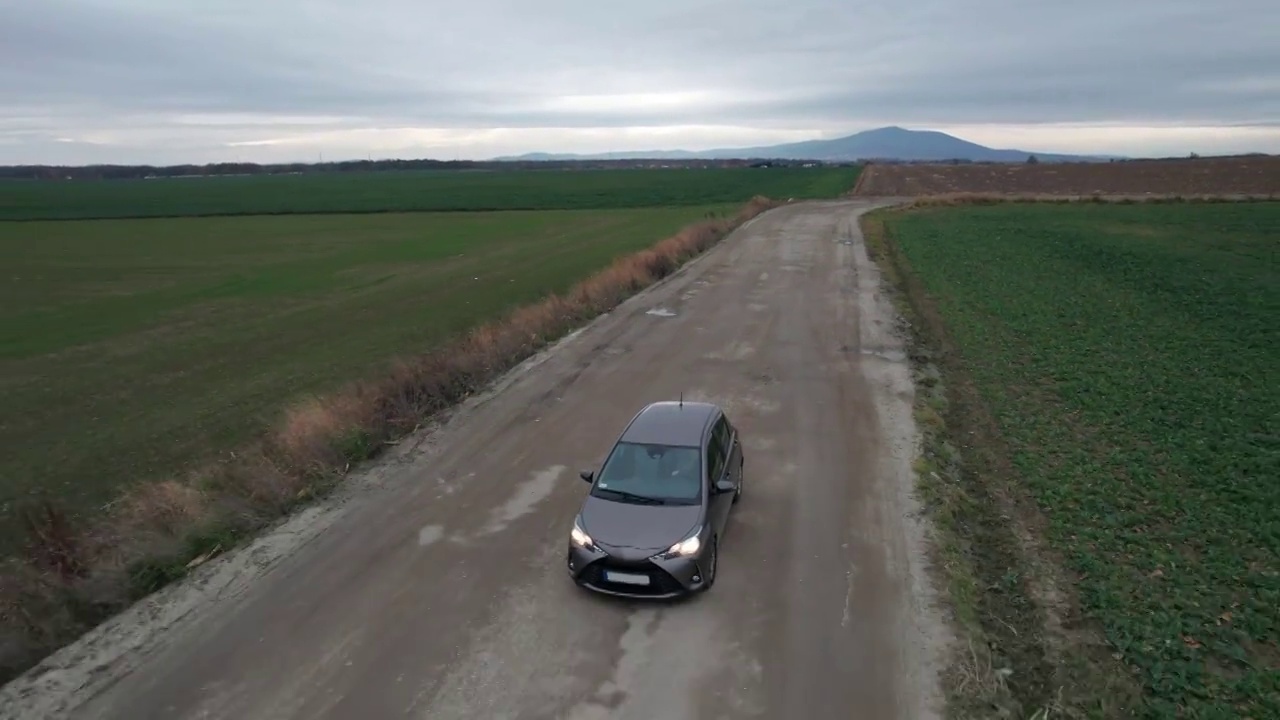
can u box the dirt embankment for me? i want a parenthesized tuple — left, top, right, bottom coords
(852, 154, 1280, 197)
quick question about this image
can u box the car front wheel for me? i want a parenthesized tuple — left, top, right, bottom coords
(702, 537, 719, 590)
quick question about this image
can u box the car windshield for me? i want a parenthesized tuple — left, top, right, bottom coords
(591, 442, 702, 505)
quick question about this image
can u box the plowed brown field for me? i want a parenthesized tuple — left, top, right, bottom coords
(852, 154, 1280, 197)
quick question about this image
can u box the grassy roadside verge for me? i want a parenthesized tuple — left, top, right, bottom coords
(0, 195, 780, 685)
(864, 197, 1279, 719)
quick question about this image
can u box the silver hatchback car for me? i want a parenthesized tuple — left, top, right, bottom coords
(566, 400, 744, 599)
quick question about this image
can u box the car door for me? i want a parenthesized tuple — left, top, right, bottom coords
(706, 416, 733, 537)
(724, 416, 743, 490)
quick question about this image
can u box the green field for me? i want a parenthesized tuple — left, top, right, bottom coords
(0, 204, 743, 545)
(883, 202, 1279, 717)
(0, 166, 859, 220)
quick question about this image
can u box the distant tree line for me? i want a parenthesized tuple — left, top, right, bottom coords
(0, 157, 847, 181)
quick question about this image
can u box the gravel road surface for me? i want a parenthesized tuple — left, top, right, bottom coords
(0, 198, 949, 720)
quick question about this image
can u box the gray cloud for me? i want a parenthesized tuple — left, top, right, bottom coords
(2, 0, 1278, 163)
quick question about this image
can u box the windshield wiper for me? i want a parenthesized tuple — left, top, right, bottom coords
(596, 488, 666, 505)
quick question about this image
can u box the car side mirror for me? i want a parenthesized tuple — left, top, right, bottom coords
(580, 469, 594, 483)
(714, 478, 735, 494)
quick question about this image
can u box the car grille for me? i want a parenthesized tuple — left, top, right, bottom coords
(581, 557, 684, 596)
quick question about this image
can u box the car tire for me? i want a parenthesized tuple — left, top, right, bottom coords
(702, 537, 719, 590)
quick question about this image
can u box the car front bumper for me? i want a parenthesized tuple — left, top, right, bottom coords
(567, 542, 711, 599)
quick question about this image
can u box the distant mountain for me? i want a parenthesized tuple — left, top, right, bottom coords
(494, 126, 1121, 163)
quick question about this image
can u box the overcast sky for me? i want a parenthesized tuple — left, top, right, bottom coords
(2, 0, 1277, 164)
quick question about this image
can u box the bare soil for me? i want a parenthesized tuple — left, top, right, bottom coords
(852, 154, 1280, 197)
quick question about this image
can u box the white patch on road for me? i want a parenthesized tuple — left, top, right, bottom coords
(860, 347, 908, 363)
(434, 473, 470, 499)
(747, 302, 768, 313)
(704, 340, 756, 361)
(563, 610, 660, 720)
(737, 396, 780, 415)
(841, 561, 860, 628)
(645, 307, 677, 317)
(563, 605, 727, 720)
(758, 272, 769, 281)
(407, 559, 600, 720)
(684, 389, 779, 419)
(478, 465, 565, 536)
(417, 525, 444, 547)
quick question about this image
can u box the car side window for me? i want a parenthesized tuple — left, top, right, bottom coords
(716, 416, 733, 451)
(707, 418, 728, 481)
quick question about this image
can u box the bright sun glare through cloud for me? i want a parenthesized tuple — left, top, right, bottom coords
(1, 0, 1278, 164)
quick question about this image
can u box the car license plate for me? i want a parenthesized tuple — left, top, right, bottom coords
(604, 571, 650, 585)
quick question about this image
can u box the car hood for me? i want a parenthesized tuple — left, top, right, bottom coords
(579, 495, 702, 552)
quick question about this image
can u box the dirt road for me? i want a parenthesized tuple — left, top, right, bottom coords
(0, 199, 949, 720)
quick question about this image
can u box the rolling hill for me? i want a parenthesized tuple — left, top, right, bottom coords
(495, 126, 1118, 163)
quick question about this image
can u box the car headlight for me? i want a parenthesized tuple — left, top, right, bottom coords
(570, 519, 595, 550)
(657, 529, 702, 559)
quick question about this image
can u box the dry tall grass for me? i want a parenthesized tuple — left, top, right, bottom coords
(0, 195, 778, 683)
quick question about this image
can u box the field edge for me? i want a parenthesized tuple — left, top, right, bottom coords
(0, 195, 783, 687)
(860, 205, 1145, 719)
(848, 155, 1280, 198)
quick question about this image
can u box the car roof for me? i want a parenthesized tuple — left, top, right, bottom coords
(618, 401, 720, 447)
